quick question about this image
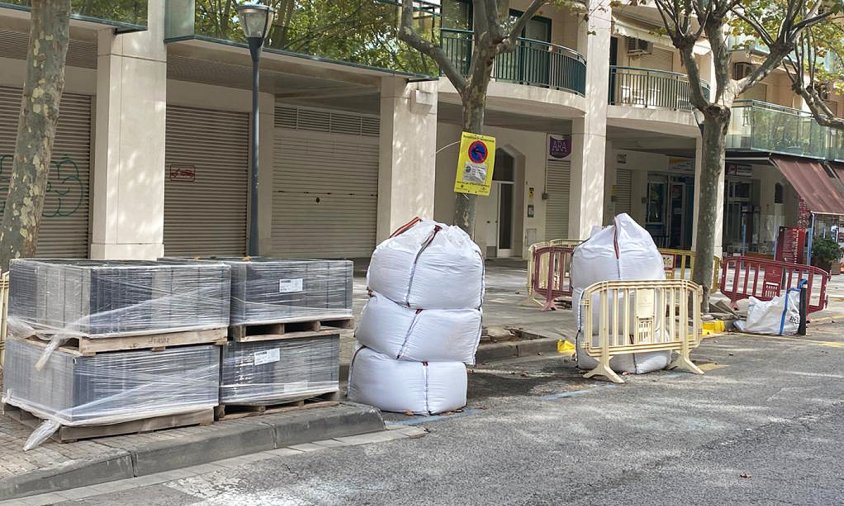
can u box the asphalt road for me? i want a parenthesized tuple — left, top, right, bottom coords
(55, 324, 844, 506)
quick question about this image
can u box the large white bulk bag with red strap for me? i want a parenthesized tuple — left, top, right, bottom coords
(347, 347, 467, 415)
(355, 292, 482, 365)
(571, 214, 669, 374)
(367, 218, 484, 309)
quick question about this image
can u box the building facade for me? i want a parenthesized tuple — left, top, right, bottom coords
(1, 0, 841, 261)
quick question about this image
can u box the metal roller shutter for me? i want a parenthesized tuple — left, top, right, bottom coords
(0, 86, 91, 257)
(639, 47, 674, 71)
(545, 159, 571, 240)
(615, 168, 633, 216)
(164, 106, 249, 256)
(272, 106, 379, 258)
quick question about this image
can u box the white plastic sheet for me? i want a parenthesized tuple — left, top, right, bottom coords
(735, 289, 801, 336)
(356, 293, 482, 364)
(347, 347, 467, 415)
(367, 220, 484, 309)
(571, 214, 670, 374)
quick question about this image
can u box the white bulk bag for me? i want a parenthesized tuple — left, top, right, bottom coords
(367, 219, 484, 309)
(347, 347, 467, 415)
(356, 293, 482, 365)
(571, 214, 670, 374)
(734, 289, 800, 336)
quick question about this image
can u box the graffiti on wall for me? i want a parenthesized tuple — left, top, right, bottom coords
(0, 154, 85, 217)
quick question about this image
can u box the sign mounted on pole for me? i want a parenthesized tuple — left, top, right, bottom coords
(454, 131, 496, 196)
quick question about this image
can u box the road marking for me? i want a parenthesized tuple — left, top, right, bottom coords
(758, 335, 844, 348)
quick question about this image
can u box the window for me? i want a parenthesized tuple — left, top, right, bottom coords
(774, 183, 784, 204)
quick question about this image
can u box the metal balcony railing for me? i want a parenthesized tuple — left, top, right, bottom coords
(608, 66, 711, 111)
(727, 100, 834, 160)
(440, 28, 586, 96)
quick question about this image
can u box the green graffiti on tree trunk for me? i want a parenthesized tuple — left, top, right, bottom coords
(0, 153, 85, 218)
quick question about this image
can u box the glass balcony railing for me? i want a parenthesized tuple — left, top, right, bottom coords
(608, 66, 710, 111)
(727, 100, 833, 159)
(165, 0, 440, 77)
(0, 0, 147, 31)
(440, 28, 586, 96)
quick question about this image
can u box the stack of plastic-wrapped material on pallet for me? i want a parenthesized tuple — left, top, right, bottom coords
(348, 219, 484, 415)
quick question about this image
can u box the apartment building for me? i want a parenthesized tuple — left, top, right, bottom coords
(0, 0, 840, 261)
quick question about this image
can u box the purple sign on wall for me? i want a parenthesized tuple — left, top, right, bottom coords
(549, 135, 572, 159)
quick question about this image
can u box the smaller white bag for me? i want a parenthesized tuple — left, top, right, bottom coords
(735, 289, 801, 336)
(347, 347, 467, 415)
(356, 293, 482, 364)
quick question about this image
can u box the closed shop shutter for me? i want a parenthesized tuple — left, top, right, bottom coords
(0, 86, 91, 257)
(272, 105, 379, 258)
(615, 168, 633, 216)
(164, 106, 249, 256)
(545, 159, 571, 240)
(639, 47, 674, 71)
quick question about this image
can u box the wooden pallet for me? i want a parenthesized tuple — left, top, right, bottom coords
(21, 327, 228, 356)
(214, 391, 340, 421)
(229, 317, 353, 343)
(4, 404, 214, 443)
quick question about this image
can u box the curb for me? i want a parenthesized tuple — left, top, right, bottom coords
(474, 337, 560, 363)
(0, 402, 384, 501)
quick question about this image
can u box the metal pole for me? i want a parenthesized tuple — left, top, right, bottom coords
(798, 283, 807, 336)
(807, 213, 815, 266)
(247, 37, 262, 257)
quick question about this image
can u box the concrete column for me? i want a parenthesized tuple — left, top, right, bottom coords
(603, 139, 615, 226)
(376, 78, 438, 241)
(90, 1, 167, 259)
(257, 92, 275, 255)
(691, 135, 724, 256)
(568, 0, 611, 240)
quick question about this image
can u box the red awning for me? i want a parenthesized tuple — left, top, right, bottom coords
(770, 156, 844, 215)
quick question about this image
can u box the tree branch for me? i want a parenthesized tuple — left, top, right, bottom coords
(397, 0, 467, 93)
(501, 0, 547, 51)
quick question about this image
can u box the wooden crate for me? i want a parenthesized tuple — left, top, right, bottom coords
(4, 404, 214, 443)
(214, 391, 340, 421)
(229, 317, 353, 343)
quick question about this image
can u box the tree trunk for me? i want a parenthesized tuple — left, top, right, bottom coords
(0, 0, 72, 271)
(453, 89, 487, 237)
(692, 110, 730, 310)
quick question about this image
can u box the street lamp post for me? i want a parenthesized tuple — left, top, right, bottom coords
(237, 2, 275, 257)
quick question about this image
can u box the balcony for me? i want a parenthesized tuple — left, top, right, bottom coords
(727, 100, 837, 160)
(0, 0, 147, 31)
(440, 28, 586, 96)
(608, 66, 710, 111)
(165, 0, 439, 77)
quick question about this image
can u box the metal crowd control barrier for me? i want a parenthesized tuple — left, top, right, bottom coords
(0, 272, 8, 366)
(658, 248, 721, 293)
(579, 279, 704, 384)
(527, 241, 579, 311)
(720, 256, 829, 314)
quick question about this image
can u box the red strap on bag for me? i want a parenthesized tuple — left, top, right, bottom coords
(390, 217, 423, 238)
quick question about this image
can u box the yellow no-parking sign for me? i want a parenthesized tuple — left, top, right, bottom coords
(454, 132, 496, 196)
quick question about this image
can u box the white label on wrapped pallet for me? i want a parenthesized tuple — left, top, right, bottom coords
(254, 348, 280, 366)
(279, 278, 304, 293)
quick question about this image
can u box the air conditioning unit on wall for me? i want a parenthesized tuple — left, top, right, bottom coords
(733, 62, 753, 80)
(626, 37, 653, 56)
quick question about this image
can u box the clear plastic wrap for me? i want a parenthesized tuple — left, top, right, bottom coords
(3, 337, 221, 448)
(220, 335, 339, 404)
(161, 257, 353, 326)
(355, 292, 482, 365)
(347, 346, 467, 415)
(367, 220, 484, 309)
(8, 259, 231, 338)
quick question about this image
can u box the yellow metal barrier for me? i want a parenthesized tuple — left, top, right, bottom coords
(525, 239, 581, 306)
(0, 272, 8, 367)
(658, 248, 721, 293)
(579, 279, 704, 384)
